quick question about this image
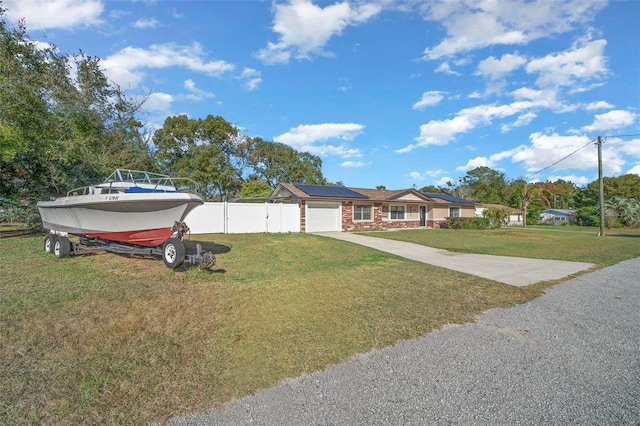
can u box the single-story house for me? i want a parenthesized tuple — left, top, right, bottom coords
(270, 183, 476, 232)
(539, 209, 576, 225)
(475, 203, 524, 226)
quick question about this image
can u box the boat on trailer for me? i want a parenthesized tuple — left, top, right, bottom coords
(37, 169, 213, 269)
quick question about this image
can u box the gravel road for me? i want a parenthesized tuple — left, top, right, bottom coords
(169, 258, 640, 425)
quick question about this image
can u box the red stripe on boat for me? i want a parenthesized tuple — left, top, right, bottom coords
(86, 228, 174, 247)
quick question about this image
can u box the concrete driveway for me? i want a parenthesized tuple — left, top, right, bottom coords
(315, 232, 594, 286)
(169, 258, 640, 425)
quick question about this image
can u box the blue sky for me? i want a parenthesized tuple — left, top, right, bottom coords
(4, 0, 640, 189)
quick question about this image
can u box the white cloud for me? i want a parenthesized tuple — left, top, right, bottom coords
(101, 43, 235, 89)
(341, 161, 365, 168)
(476, 53, 527, 80)
(456, 146, 524, 172)
(425, 169, 445, 177)
(3, 0, 104, 30)
(434, 62, 461, 75)
(399, 99, 543, 152)
(421, 0, 606, 59)
(257, 0, 383, 64)
(619, 138, 640, 157)
(627, 164, 640, 176)
(237, 68, 262, 91)
(144, 92, 173, 113)
(512, 132, 626, 176)
(582, 110, 636, 132)
(500, 112, 537, 133)
(183, 79, 215, 101)
(398, 85, 569, 153)
(133, 17, 160, 29)
(413, 91, 445, 110)
(436, 176, 453, 186)
(585, 101, 614, 111)
(526, 38, 608, 90)
(274, 123, 364, 158)
(408, 171, 425, 181)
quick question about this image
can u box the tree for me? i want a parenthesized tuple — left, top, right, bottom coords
(605, 196, 640, 228)
(247, 138, 326, 187)
(240, 179, 273, 199)
(584, 174, 640, 204)
(153, 114, 242, 200)
(482, 207, 509, 229)
(1, 10, 152, 204)
(458, 167, 509, 203)
(419, 185, 451, 194)
(516, 180, 550, 228)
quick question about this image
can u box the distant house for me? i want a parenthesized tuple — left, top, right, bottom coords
(475, 203, 524, 226)
(270, 184, 476, 232)
(539, 209, 576, 225)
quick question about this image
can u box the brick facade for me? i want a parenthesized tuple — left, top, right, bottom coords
(341, 201, 421, 231)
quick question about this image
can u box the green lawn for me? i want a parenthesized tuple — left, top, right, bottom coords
(1, 229, 638, 424)
(359, 226, 640, 267)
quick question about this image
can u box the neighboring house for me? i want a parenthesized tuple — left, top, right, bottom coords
(475, 203, 524, 226)
(270, 183, 476, 232)
(539, 209, 576, 225)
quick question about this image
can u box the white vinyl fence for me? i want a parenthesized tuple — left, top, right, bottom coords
(184, 202, 300, 234)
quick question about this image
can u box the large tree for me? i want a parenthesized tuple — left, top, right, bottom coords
(584, 174, 640, 205)
(152, 115, 241, 200)
(458, 166, 509, 204)
(247, 137, 326, 187)
(1, 10, 152, 203)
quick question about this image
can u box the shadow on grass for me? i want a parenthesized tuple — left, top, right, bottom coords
(607, 233, 640, 238)
(184, 239, 231, 255)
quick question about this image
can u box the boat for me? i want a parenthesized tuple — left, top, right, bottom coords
(37, 169, 204, 247)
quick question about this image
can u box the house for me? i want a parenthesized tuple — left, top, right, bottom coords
(539, 209, 576, 225)
(270, 183, 476, 232)
(475, 203, 524, 226)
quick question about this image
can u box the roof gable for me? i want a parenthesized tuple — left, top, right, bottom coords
(349, 188, 431, 202)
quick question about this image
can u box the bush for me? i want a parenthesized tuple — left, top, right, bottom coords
(445, 216, 490, 230)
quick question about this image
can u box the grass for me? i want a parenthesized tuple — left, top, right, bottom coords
(359, 226, 640, 267)
(1, 228, 638, 424)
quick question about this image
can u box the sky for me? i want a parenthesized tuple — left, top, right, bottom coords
(3, 0, 640, 190)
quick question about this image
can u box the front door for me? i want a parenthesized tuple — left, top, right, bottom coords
(420, 206, 426, 227)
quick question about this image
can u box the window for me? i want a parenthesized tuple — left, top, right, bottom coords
(449, 206, 461, 217)
(390, 205, 405, 220)
(354, 205, 372, 221)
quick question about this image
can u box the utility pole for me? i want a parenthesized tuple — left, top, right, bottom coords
(597, 136, 605, 236)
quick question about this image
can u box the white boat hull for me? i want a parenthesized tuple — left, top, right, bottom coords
(37, 192, 203, 247)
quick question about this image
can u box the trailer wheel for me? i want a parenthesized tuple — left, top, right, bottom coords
(162, 238, 185, 269)
(44, 234, 55, 254)
(53, 236, 71, 258)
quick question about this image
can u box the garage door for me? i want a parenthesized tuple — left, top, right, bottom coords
(306, 202, 341, 232)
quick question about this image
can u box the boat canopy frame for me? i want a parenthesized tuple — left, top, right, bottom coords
(66, 169, 200, 197)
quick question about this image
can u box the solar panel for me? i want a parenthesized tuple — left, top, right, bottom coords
(423, 193, 474, 204)
(295, 184, 368, 199)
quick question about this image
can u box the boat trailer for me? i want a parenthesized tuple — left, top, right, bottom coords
(42, 222, 216, 270)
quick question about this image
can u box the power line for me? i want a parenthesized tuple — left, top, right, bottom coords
(526, 137, 598, 179)
(602, 133, 640, 139)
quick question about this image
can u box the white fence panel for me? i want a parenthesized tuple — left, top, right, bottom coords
(266, 203, 300, 233)
(184, 202, 300, 234)
(227, 204, 267, 234)
(184, 203, 225, 234)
